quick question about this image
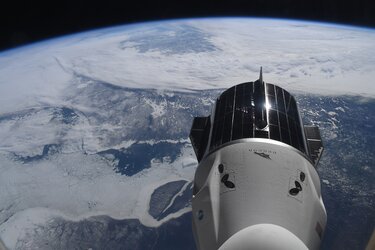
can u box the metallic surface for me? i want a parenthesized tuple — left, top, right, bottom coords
(190, 71, 326, 250)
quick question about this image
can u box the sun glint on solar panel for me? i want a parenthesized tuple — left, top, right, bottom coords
(190, 74, 323, 166)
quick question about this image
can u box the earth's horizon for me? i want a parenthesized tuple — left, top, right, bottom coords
(0, 17, 374, 249)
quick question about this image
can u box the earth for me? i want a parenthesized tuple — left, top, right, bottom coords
(0, 18, 374, 249)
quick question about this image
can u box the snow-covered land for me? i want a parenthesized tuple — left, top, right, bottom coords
(0, 18, 374, 249)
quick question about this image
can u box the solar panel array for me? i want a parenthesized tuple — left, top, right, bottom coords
(209, 81, 306, 154)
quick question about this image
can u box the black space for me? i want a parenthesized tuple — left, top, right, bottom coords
(1, 0, 374, 52)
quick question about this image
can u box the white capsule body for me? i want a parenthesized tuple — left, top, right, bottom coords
(192, 139, 326, 250)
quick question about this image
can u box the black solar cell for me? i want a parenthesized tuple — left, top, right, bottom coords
(218, 95, 226, 120)
(207, 81, 306, 155)
(284, 91, 291, 111)
(281, 128, 291, 144)
(269, 109, 279, 126)
(232, 110, 243, 140)
(214, 118, 224, 147)
(225, 86, 235, 115)
(268, 95, 277, 110)
(266, 83, 275, 96)
(279, 113, 288, 129)
(243, 112, 253, 138)
(235, 84, 244, 111)
(223, 114, 233, 143)
(270, 125, 281, 141)
(276, 87, 286, 113)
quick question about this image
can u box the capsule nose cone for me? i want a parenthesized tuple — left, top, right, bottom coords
(219, 224, 308, 250)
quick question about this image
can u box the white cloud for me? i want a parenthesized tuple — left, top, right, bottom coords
(0, 18, 374, 245)
(1, 18, 374, 116)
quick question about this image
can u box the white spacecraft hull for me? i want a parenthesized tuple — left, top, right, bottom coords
(192, 139, 326, 249)
(190, 71, 327, 249)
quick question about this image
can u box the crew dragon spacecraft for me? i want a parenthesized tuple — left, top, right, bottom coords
(190, 69, 327, 250)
